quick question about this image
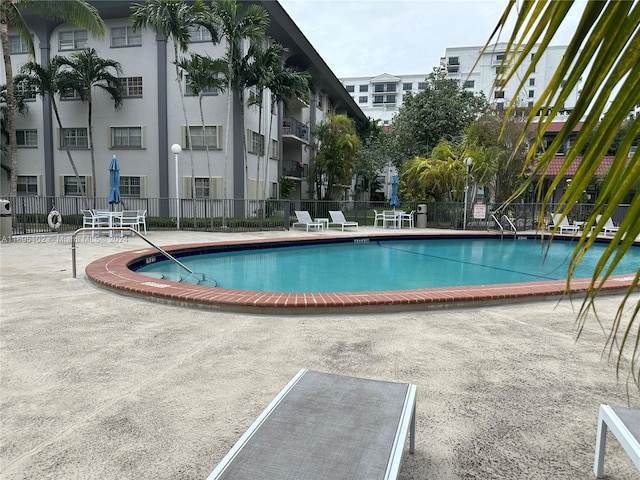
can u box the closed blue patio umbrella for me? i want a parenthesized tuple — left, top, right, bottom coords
(108, 155, 120, 207)
(390, 175, 400, 210)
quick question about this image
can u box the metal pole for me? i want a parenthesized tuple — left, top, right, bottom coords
(463, 175, 469, 230)
(175, 152, 180, 230)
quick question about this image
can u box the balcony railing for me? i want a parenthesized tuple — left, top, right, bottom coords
(282, 159, 307, 179)
(282, 116, 309, 142)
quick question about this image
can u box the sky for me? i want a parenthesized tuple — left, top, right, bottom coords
(278, 0, 586, 78)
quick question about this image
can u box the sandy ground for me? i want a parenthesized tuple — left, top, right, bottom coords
(1, 229, 639, 480)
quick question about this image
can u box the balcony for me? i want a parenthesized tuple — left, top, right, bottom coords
(282, 159, 307, 179)
(282, 116, 309, 143)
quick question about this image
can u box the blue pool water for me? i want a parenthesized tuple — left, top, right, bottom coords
(136, 238, 640, 293)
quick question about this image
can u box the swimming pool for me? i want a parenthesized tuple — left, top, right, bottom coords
(134, 237, 640, 293)
(85, 232, 639, 313)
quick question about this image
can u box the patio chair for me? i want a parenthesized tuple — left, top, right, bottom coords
(137, 209, 147, 234)
(115, 210, 139, 235)
(207, 369, 417, 480)
(81, 209, 108, 238)
(549, 213, 579, 234)
(329, 211, 359, 231)
(591, 215, 619, 236)
(373, 209, 385, 228)
(594, 404, 640, 478)
(400, 210, 415, 229)
(383, 210, 400, 229)
(293, 211, 324, 231)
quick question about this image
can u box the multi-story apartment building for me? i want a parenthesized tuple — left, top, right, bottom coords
(0, 0, 365, 204)
(340, 73, 429, 127)
(441, 43, 584, 112)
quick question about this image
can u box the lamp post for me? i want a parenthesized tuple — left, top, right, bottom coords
(171, 144, 182, 230)
(463, 157, 474, 230)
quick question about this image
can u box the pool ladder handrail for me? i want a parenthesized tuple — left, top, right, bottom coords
(490, 213, 517, 239)
(71, 227, 214, 286)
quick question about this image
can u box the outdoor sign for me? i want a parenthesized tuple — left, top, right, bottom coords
(473, 203, 487, 219)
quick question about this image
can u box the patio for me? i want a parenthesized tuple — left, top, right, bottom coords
(0, 230, 638, 479)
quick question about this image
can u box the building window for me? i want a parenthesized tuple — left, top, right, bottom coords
(14, 80, 37, 101)
(9, 35, 30, 54)
(463, 80, 475, 89)
(270, 139, 279, 159)
(448, 56, 459, 65)
(359, 85, 368, 92)
(495, 65, 506, 75)
(385, 83, 396, 92)
(494, 91, 505, 99)
(17, 176, 38, 195)
(60, 88, 82, 100)
(194, 177, 210, 198)
(529, 78, 535, 87)
(188, 25, 212, 42)
(61, 128, 89, 148)
(185, 74, 219, 96)
(63, 175, 87, 195)
(16, 129, 37, 147)
(345, 85, 355, 93)
(248, 130, 264, 155)
(374, 84, 384, 93)
(119, 77, 143, 97)
(110, 26, 141, 47)
(59, 30, 88, 51)
(495, 54, 504, 62)
(495, 79, 506, 88)
(496, 102, 504, 110)
(120, 176, 141, 197)
(385, 94, 396, 104)
(528, 90, 535, 98)
(358, 96, 367, 103)
(402, 82, 412, 91)
(528, 101, 534, 108)
(373, 95, 384, 104)
(111, 126, 143, 148)
(417, 82, 426, 90)
(184, 125, 221, 149)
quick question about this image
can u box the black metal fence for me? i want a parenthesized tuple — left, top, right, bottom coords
(0, 195, 630, 236)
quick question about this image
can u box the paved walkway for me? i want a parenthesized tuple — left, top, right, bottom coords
(1, 229, 638, 479)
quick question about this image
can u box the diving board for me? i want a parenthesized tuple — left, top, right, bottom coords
(207, 369, 417, 480)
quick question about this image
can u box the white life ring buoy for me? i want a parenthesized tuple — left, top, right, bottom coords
(48, 210, 62, 229)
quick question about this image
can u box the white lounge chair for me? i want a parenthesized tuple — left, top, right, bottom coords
(207, 369, 417, 480)
(329, 210, 358, 231)
(373, 209, 384, 228)
(592, 214, 619, 236)
(594, 404, 640, 478)
(293, 211, 324, 231)
(549, 214, 579, 234)
(400, 210, 415, 229)
(137, 209, 147, 234)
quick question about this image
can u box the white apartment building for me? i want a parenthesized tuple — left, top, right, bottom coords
(340, 73, 428, 127)
(341, 43, 586, 127)
(0, 0, 365, 206)
(441, 43, 584, 113)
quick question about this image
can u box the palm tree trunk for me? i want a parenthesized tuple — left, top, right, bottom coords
(198, 94, 214, 230)
(1, 21, 18, 198)
(223, 76, 232, 227)
(87, 91, 97, 208)
(51, 99, 87, 202)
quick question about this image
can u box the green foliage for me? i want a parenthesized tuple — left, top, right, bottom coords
(388, 69, 487, 168)
(279, 177, 296, 199)
(311, 113, 361, 200)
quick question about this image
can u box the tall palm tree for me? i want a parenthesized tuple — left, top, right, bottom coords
(262, 60, 311, 199)
(489, 0, 640, 381)
(0, 0, 105, 198)
(177, 52, 228, 215)
(130, 0, 218, 203)
(244, 41, 311, 200)
(0, 82, 28, 178)
(55, 48, 123, 202)
(15, 60, 88, 198)
(211, 0, 269, 201)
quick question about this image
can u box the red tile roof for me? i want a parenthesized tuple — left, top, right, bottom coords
(540, 156, 615, 176)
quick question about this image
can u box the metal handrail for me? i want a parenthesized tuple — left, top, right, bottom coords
(502, 215, 517, 234)
(71, 227, 195, 279)
(490, 213, 517, 238)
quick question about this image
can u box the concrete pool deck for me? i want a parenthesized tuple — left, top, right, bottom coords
(1, 228, 639, 479)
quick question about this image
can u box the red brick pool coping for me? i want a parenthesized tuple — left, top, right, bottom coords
(85, 233, 638, 314)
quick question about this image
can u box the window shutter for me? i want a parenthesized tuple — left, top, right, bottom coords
(182, 177, 192, 198)
(139, 176, 147, 197)
(216, 126, 222, 149)
(210, 177, 223, 199)
(36, 175, 43, 196)
(141, 126, 146, 149)
(58, 176, 65, 196)
(84, 175, 93, 197)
